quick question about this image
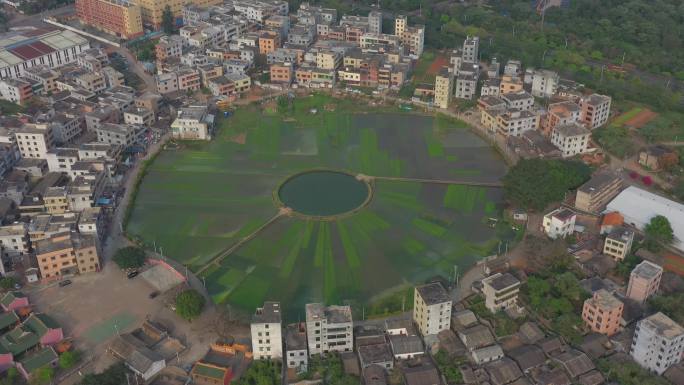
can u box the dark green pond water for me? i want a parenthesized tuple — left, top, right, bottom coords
(278, 171, 370, 216)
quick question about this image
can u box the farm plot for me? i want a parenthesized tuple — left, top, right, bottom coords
(127, 94, 509, 320)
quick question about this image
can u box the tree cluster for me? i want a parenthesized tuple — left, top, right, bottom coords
(112, 246, 146, 270)
(78, 363, 128, 385)
(235, 359, 281, 385)
(524, 272, 588, 344)
(643, 215, 674, 252)
(175, 289, 206, 321)
(502, 159, 591, 211)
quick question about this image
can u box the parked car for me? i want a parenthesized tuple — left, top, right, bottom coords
(58, 280, 72, 287)
(127, 271, 139, 279)
(149, 291, 159, 299)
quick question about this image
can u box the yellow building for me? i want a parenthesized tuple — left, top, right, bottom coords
(137, 0, 221, 29)
(434, 68, 453, 109)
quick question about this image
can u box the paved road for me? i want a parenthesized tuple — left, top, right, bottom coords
(105, 46, 157, 91)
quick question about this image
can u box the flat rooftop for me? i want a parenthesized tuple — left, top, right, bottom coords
(252, 301, 281, 324)
(640, 312, 684, 339)
(631, 260, 663, 280)
(305, 303, 352, 323)
(416, 282, 450, 305)
(483, 272, 520, 291)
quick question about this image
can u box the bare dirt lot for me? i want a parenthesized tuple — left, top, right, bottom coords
(625, 109, 658, 128)
(26, 261, 249, 383)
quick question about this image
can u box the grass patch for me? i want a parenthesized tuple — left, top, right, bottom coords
(613, 107, 643, 126)
(412, 217, 447, 237)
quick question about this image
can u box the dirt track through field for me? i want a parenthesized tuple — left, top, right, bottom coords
(626, 109, 658, 128)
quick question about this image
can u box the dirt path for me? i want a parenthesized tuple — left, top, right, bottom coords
(370, 175, 503, 187)
(195, 211, 285, 275)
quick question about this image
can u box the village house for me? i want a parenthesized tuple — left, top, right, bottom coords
(626, 260, 663, 304)
(582, 289, 623, 336)
(602, 227, 634, 261)
(481, 272, 520, 313)
(305, 303, 353, 356)
(542, 208, 576, 239)
(413, 282, 452, 336)
(631, 312, 684, 375)
(575, 172, 623, 214)
(250, 301, 283, 360)
(551, 122, 591, 157)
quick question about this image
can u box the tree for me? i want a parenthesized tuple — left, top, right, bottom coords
(59, 350, 81, 370)
(161, 5, 175, 35)
(112, 246, 146, 270)
(644, 215, 674, 251)
(175, 289, 205, 321)
(433, 349, 463, 384)
(502, 159, 591, 211)
(553, 272, 583, 302)
(0, 367, 18, 385)
(235, 359, 281, 385)
(79, 363, 128, 385)
(526, 276, 550, 309)
(31, 367, 54, 385)
(0, 276, 17, 290)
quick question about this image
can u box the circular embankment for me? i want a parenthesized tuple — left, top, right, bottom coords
(274, 170, 373, 221)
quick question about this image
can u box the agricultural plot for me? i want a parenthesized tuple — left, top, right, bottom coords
(127, 94, 510, 320)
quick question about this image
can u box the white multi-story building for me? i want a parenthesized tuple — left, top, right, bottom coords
(15, 124, 55, 159)
(630, 312, 684, 375)
(96, 123, 137, 147)
(170, 106, 214, 141)
(285, 323, 308, 373)
(580, 94, 611, 129)
(462, 36, 479, 64)
(251, 301, 283, 360)
(482, 273, 520, 313)
(305, 303, 353, 356)
(0, 223, 29, 261)
(501, 91, 534, 111)
(542, 208, 576, 239)
(413, 282, 451, 337)
(530, 69, 559, 98)
(551, 122, 591, 158)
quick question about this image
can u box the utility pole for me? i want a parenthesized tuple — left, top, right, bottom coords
(621, 51, 626, 66)
(452, 265, 459, 286)
(599, 65, 605, 82)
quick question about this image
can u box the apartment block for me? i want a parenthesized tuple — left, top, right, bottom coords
(305, 303, 353, 356)
(499, 75, 524, 95)
(0, 223, 29, 260)
(542, 208, 576, 239)
(136, 0, 221, 29)
(96, 123, 137, 147)
(630, 312, 684, 375)
(251, 302, 283, 360)
(0, 78, 34, 104)
(170, 106, 213, 141)
(482, 273, 520, 313)
(75, 0, 143, 39)
(603, 227, 634, 262)
(285, 323, 308, 373)
(530, 69, 559, 98)
(15, 125, 55, 159)
(34, 232, 100, 279)
(413, 282, 451, 336)
(495, 109, 537, 137)
(461, 36, 479, 63)
(582, 289, 623, 336)
(542, 101, 580, 137)
(579, 94, 611, 129)
(155, 35, 183, 62)
(433, 68, 453, 109)
(627, 261, 663, 304)
(258, 30, 281, 55)
(501, 91, 534, 111)
(574, 172, 622, 213)
(551, 122, 590, 158)
(270, 62, 294, 84)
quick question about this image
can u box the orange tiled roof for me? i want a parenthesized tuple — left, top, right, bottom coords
(601, 212, 624, 227)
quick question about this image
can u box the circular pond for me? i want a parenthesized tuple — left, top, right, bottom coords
(277, 170, 371, 217)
